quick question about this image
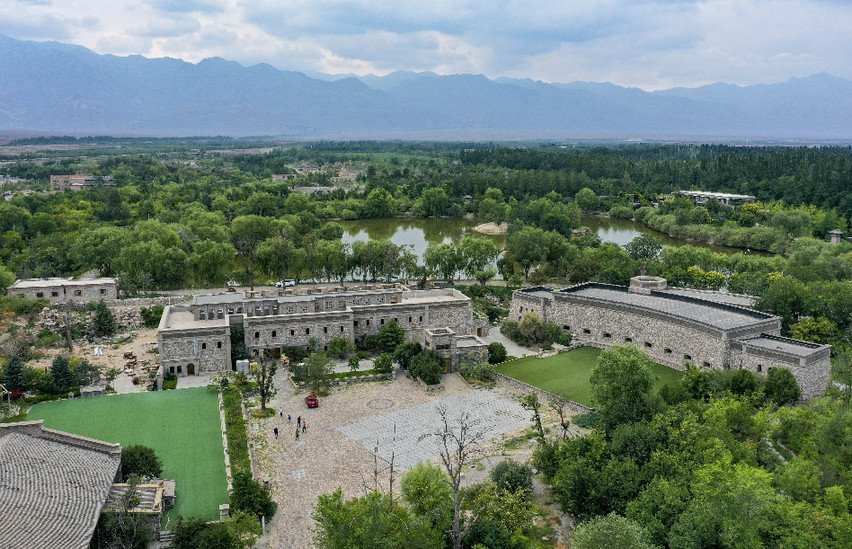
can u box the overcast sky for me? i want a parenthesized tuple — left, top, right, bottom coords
(2, 0, 851, 90)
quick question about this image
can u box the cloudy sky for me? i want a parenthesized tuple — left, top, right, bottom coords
(2, 0, 851, 90)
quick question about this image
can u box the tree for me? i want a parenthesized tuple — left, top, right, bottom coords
(574, 187, 600, 214)
(362, 188, 397, 218)
(303, 352, 334, 393)
(624, 234, 663, 276)
(410, 350, 445, 385)
(313, 489, 442, 549)
(0, 263, 16, 294)
(518, 393, 545, 441)
(230, 470, 276, 520)
(171, 512, 260, 549)
(765, 366, 801, 405)
(187, 239, 236, 287)
(400, 461, 453, 532)
(790, 316, 838, 344)
(459, 237, 499, 280)
(231, 215, 273, 291)
(50, 355, 74, 393)
(393, 341, 422, 369)
(373, 353, 393, 374)
(487, 342, 507, 364)
(424, 242, 462, 282)
(419, 187, 449, 218)
(328, 337, 355, 359)
(2, 355, 24, 392)
(250, 359, 277, 411)
(348, 356, 360, 372)
(378, 319, 406, 352)
(93, 300, 117, 337)
(590, 345, 659, 433)
(571, 513, 656, 549)
(91, 475, 153, 549)
(728, 368, 760, 398)
(121, 445, 163, 482)
(419, 406, 488, 549)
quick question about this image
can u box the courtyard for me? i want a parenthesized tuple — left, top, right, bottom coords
(253, 371, 539, 549)
(493, 347, 683, 406)
(28, 387, 228, 526)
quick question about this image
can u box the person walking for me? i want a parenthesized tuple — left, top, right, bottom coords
(295, 427, 300, 441)
(288, 414, 291, 423)
(273, 427, 279, 439)
(302, 420, 306, 434)
(297, 415, 301, 428)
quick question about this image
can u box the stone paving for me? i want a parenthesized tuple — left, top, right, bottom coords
(251, 369, 535, 549)
(338, 390, 529, 469)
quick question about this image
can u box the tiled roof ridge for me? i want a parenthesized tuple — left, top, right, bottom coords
(741, 332, 825, 349)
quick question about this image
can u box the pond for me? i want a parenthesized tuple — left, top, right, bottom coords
(336, 216, 755, 260)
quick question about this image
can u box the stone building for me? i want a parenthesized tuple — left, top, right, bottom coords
(678, 190, 757, 206)
(158, 285, 489, 376)
(8, 277, 118, 305)
(50, 174, 116, 192)
(509, 276, 830, 400)
(0, 420, 122, 549)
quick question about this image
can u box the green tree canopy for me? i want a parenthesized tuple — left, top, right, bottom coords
(590, 345, 659, 433)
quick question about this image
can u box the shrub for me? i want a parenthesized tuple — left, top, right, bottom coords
(765, 367, 801, 405)
(139, 306, 164, 328)
(487, 342, 507, 364)
(458, 361, 492, 382)
(490, 460, 534, 496)
(373, 353, 393, 374)
(281, 346, 309, 364)
(348, 356, 360, 372)
(92, 300, 116, 337)
(230, 470, 276, 520)
(223, 387, 250, 472)
(393, 341, 422, 369)
(328, 337, 355, 358)
(377, 319, 405, 352)
(121, 445, 163, 481)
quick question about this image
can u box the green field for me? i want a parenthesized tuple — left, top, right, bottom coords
(29, 387, 227, 526)
(494, 347, 683, 407)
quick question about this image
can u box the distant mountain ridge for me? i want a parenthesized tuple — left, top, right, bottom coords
(1, 34, 851, 139)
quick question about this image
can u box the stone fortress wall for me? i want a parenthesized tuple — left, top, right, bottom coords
(509, 277, 830, 400)
(159, 285, 487, 376)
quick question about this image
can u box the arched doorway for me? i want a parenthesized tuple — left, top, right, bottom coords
(187, 363, 195, 375)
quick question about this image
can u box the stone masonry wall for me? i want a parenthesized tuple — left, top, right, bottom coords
(245, 311, 354, 352)
(10, 281, 118, 305)
(159, 327, 231, 375)
(730, 345, 830, 400)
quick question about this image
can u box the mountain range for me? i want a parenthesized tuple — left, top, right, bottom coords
(1, 34, 851, 140)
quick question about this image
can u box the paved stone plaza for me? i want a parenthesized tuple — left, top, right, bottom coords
(338, 390, 529, 469)
(253, 370, 535, 549)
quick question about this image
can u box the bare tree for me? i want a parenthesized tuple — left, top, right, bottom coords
(549, 397, 574, 439)
(419, 406, 487, 549)
(518, 393, 545, 441)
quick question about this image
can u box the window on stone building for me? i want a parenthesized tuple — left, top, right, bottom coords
(170, 367, 175, 374)
(354, 321, 359, 327)
(409, 316, 412, 323)
(100, 289, 107, 294)
(603, 332, 611, 339)
(36, 292, 43, 298)
(305, 328, 310, 335)
(254, 332, 259, 339)
(757, 364, 763, 373)
(74, 290, 81, 296)
(563, 325, 570, 331)
(323, 327, 328, 334)
(340, 326, 344, 332)
(419, 316, 423, 322)
(366, 320, 371, 326)
(217, 341, 222, 348)
(684, 354, 692, 361)
(178, 366, 182, 373)
(272, 330, 277, 337)
(202, 343, 207, 350)
(625, 337, 633, 342)
(380, 319, 385, 325)
(51, 292, 58, 297)
(391, 297, 398, 303)
(703, 361, 711, 368)
(583, 328, 591, 334)
(645, 342, 653, 348)
(290, 329, 295, 336)
(664, 348, 672, 354)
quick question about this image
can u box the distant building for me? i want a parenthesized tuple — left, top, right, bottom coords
(271, 173, 297, 181)
(8, 277, 118, 305)
(678, 190, 756, 206)
(50, 175, 116, 192)
(0, 420, 122, 549)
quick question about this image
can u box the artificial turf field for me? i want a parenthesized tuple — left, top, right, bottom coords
(494, 347, 683, 406)
(29, 387, 227, 526)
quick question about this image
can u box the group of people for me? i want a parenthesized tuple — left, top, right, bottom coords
(272, 412, 307, 441)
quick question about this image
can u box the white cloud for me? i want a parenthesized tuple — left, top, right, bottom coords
(0, 0, 850, 89)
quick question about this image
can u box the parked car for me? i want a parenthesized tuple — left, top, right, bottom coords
(275, 279, 296, 288)
(305, 394, 319, 408)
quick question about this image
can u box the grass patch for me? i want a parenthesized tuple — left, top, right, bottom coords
(494, 347, 682, 407)
(29, 388, 227, 526)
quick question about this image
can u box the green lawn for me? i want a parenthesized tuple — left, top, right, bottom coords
(29, 387, 227, 526)
(494, 347, 683, 407)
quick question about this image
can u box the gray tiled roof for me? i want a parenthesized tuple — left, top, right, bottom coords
(0, 432, 121, 549)
(565, 285, 773, 330)
(740, 334, 826, 357)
